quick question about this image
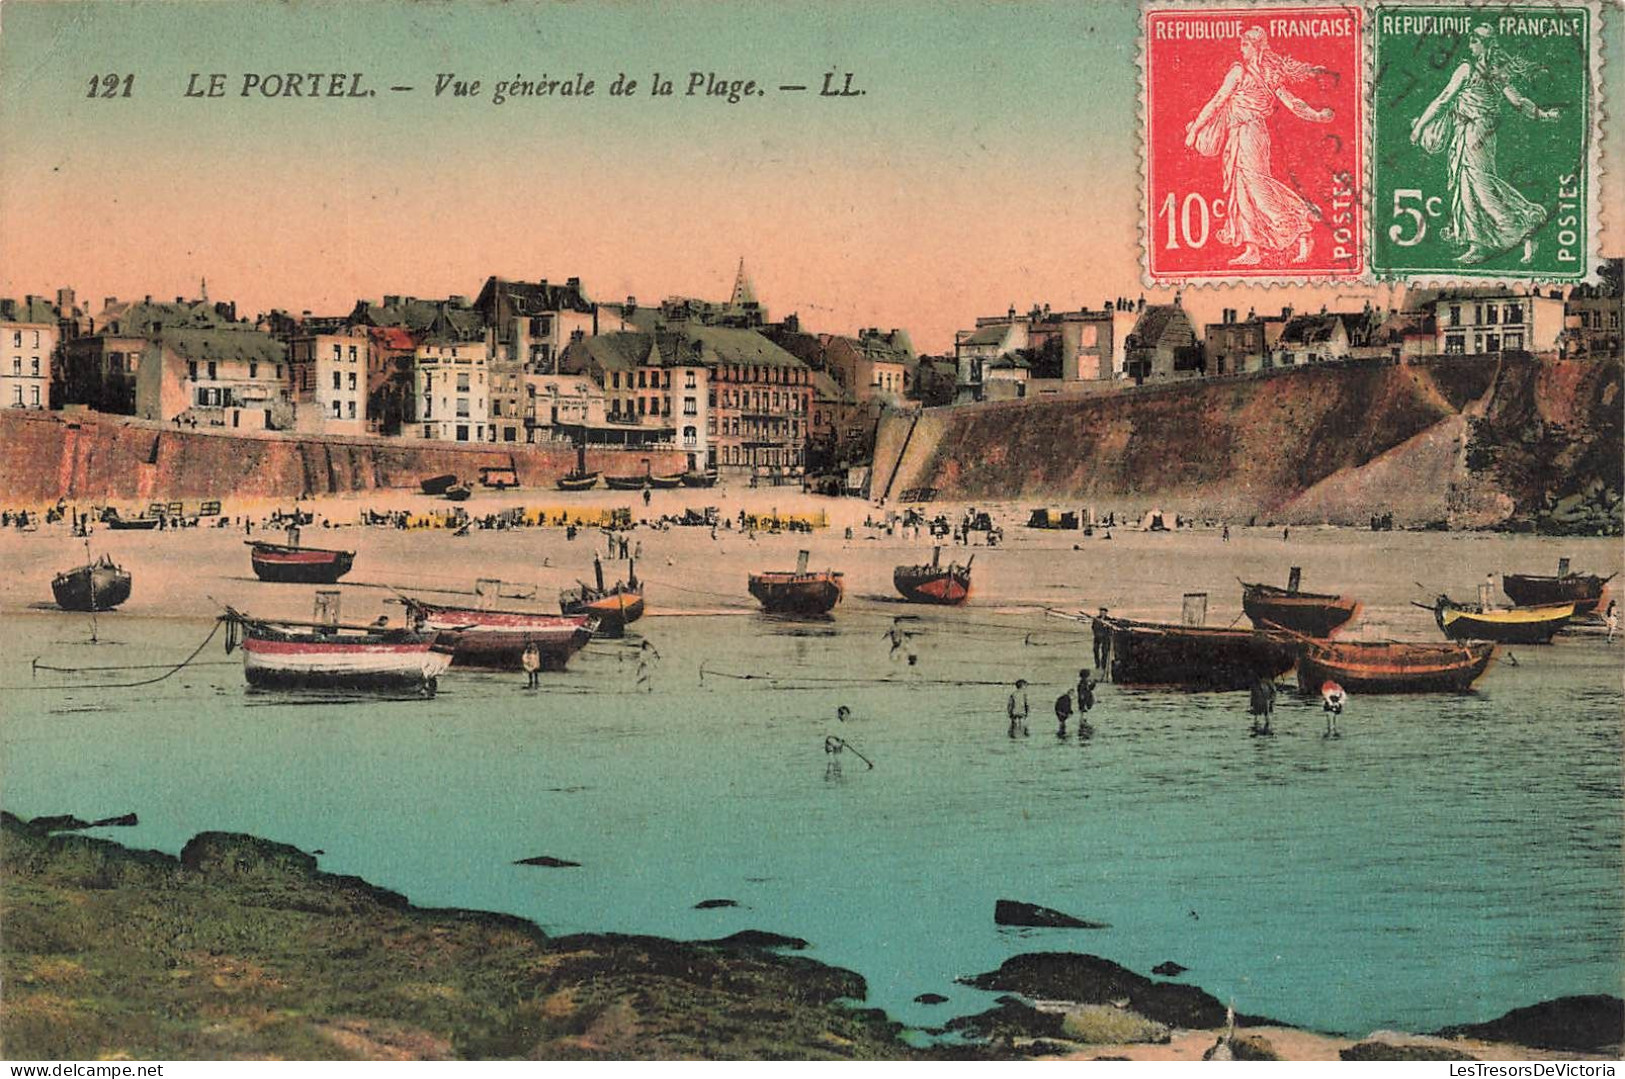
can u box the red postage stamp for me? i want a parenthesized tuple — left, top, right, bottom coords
(1142, 4, 1365, 282)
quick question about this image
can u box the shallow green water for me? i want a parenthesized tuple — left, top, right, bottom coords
(3, 527, 1620, 1038)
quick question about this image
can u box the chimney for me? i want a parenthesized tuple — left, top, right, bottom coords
(144, 295, 152, 304)
(176, 296, 185, 304)
(626, 295, 637, 310)
(57, 287, 75, 313)
(384, 295, 401, 307)
(566, 276, 581, 291)
(1282, 306, 1293, 319)
(104, 296, 118, 311)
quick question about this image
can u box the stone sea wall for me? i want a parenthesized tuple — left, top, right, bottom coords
(872, 355, 1623, 529)
(0, 411, 689, 506)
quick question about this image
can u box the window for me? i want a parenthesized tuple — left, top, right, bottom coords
(10, 332, 18, 347)
(686, 371, 697, 389)
(349, 346, 358, 362)
(456, 373, 470, 393)
(684, 396, 697, 416)
(456, 424, 469, 442)
(333, 372, 342, 390)
(1448, 305, 1461, 327)
(249, 362, 258, 379)
(347, 400, 356, 419)
(10, 358, 17, 375)
(333, 344, 342, 361)
(31, 330, 40, 347)
(333, 400, 342, 418)
(612, 372, 621, 389)
(1505, 333, 1524, 350)
(348, 372, 357, 391)
(188, 361, 198, 380)
(1485, 305, 1498, 325)
(207, 361, 217, 380)
(1444, 334, 1465, 355)
(1506, 305, 1523, 324)
(425, 425, 434, 439)
(637, 370, 646, 388)
(30, 385, 39, 407)
(11, 386, 20, 405)
(456, 397, 469, 418)
(682, 425, 697, 447)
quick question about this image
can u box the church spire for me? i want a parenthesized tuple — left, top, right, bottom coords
(729, 258, 757, 310)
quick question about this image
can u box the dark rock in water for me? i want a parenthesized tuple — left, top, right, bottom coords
(958, 952, 1278, 1030)
(994, 899, 1109, 929)
(1435, 995, 1625, 1052)
(694, 898, 741, 909)
(915, 992, 950, 1005)
(29, 815, 92, 833)
(89, 813, 138, 828)
(513, 855, 580, 868)
(1341, 1040, 1477, 1061)
(1151, 961, 1187, 977)
(705, 930, 809, 951)
(944, 996, 1066, 1042)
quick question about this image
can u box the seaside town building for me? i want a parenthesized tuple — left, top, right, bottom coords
(523, 371, 608, 445)
(61, 294, 244, 414)
(1, 296, 60, 410)
(1123, 300, 1201, 383)
(954, 300, 1140, 401)
(1562, 258, 1623, 358)
(412, 337, 491, 442)
(289, 329, 370, 435)
(557, 331, 709, 459)
(1429, 287, 1566, 356)
(134, 327, 291, 430)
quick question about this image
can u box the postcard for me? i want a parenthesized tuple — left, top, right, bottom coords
(1, 0, 1620, 1065)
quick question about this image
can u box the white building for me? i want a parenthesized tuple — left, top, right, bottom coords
(1, 297, 58, 410)
(1434, 289, 1565, 356)
(290, 330, 368, 435)
(413, 338, 490, 442)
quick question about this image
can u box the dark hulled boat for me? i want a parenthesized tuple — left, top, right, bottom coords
(557, 444, 600, 491)
(1097, 615, 1296, 691)
(604, 473, 649, 491)
(221, 607, 450, 693)
(647, 472, 685, 489)
(1433, 596, 1574, 645)
(444, 484, 473, 502)
(1501, 569, 1614, 615)
(1240, 571, 1359, 638)
(52, 554, 132, 611)
(560, 558, 645, 637)
(1295, 638, 1496, 695)
(894, 548, 972, 606)
(680, 469, 719, 488)
(400, 596, 596, 669)
(247, 541, 355, 584)
(420, 474, 458, 496)
(749, 550, 843, 616)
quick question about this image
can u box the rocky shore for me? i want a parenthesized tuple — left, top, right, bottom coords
(3, 814, 1619, 1061)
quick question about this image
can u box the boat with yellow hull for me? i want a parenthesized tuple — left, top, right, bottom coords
(1432, 596, 1575, 645)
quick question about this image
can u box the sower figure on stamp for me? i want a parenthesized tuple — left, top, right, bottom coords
(1410, 24, 1559, 265)
(1185, 27, 1334, 266)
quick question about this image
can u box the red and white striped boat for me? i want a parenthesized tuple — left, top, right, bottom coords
(222, 608, 451, 694)
(399, 596, 596, 670)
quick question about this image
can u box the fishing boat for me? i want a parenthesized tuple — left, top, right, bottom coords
(420, 473, 459, 496)
(1295, 638, 1496, 694)
(398, 596, 596, 669)
(443, 484, 473, 502)
(220, 606, 450, 694)
(1240, 569, 1359, 638)
(557, 444, 599, 491)
(1501, 567, 1614, 616)
(647, 471, 685, 489)
(559, 558, 645, 637)
(893, 547, 972, 606)
(102, 509, 162, 530)
(680, 469, 719, 488)
(51, 554, 132, 611)
(748, 550, 843, 615)
(605, 458, 657, 490)
(247, 541, 355, 584)
(1432, 596, 1575, 645)
(1095, 615, 1296, 691)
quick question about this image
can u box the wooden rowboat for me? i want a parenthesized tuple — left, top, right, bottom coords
(52, 554, 132, 611)
(1240, 578, 1359, 638)
(556, 472, 599, 491)
(749, 550, 843, 616)
(419, 474, 458, 496)
(680, 470, 719, 488)
(399, 596, 595, 669)
(1096, 615, 1296, 691)
(220, 607, 450, 694)
(1296, 638, 1496, 694)
(247, 541, 355, 584)
(1432, 596, 1574, 645)
(894, 548, 972, 606)
(647, 472, 685, 489)
(560, 558, 645, 637)
(1501, 570, 1614, 615)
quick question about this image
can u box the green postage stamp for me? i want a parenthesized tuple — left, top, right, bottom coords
(1371, 4, 1599, 280)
